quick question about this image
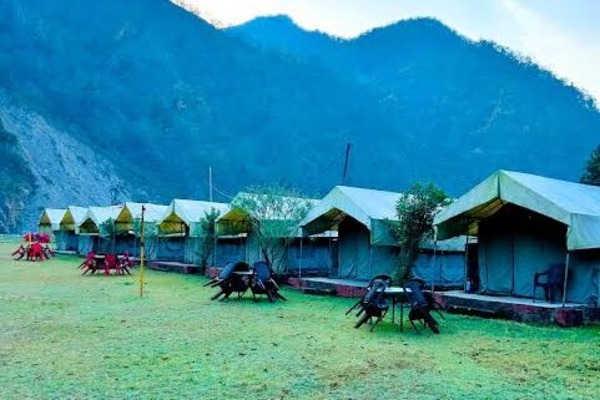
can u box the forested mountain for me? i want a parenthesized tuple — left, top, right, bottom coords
(228, 15, 600, 184)
(0, 1, 599, 231)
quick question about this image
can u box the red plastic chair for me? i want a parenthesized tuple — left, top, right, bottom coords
(104, 254, 118, 276)
(121, 252, 136, 271)
(28, 243, 44, 262)
(11, 244, 27, 260)
(39, 234, 51, 244)
(43, 245, 56, 258)
(80, 252, 97, 275)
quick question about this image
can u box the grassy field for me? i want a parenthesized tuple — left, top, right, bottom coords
(1, 244, 599, 399)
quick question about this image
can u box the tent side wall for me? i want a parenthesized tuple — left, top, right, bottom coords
(215, 237, 247, 267)
(55, 230, 79, 251)
(337, 218, 398, 280)
(477, 205, 598, 303)
(156, 237, 186, 262)
(77, 236, 99, 255)
(412, 251, 465, 288)
(55, 231, 68, 251)
(570, 250, 600, 305)
(286, 237, 335, 275)
(38, 224, 53, 235)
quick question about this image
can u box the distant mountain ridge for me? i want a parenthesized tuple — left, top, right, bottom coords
(0, 1, 599, 231)
(227, 14, 600, 181)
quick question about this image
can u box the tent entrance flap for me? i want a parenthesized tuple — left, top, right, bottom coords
(478, 205, 569, 298)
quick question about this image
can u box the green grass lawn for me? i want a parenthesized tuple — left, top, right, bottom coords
(1, 244, 599, 399)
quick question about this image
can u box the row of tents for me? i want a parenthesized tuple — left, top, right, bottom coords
(38, 185, 466, 287)
(38, 170, 600, 305)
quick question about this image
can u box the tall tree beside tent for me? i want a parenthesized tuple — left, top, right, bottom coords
(198, 208, 221, 270)
(581, 145, 600, 186)
(232, 186, 313, 273)
(393, 183, 449, 282)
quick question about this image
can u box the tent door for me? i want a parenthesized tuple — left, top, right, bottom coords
(466, 242, 479, 291)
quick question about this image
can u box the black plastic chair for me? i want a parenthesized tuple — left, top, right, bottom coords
(250, 261, 286, 302)
(354, 279, 390, 331)
(533, 263, 566, 303)
(208, 261, 251, 301)
(345, 274, 393, 316)
(403, 279, 440, 334)
(408, 278, 445, 320)
(203, 261, 238, 287)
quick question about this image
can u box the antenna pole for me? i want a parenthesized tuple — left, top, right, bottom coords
(342, 143, 351, 184)
(209, 166, 213, 202)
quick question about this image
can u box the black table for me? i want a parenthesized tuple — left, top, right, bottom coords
(384, 287, 412, 332)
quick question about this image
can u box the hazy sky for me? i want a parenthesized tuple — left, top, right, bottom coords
(177, 0, 600, 102)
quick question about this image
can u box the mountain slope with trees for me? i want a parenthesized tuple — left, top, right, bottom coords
(1, 1, 599, 230)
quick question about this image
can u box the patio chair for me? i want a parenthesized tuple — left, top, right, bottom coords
(43, 245, 56, 259)
(354, 278, 390, 331)
(11, 244, 27, 260)
(104, 254, 122, 275)
(345, 274, 392, 316)
(250, 261, 287, 302)
(533, 263, 565, 303)
(203, 261, 238, 287)
(79, 252, 95, 269)
(403, 279, 440, 334)
(28, 243, 45, 262)
(209, 261, 251, 301)
(121, 252, 137, 269)
(80, 252, 98, 275)
(408, 278, 445, 320)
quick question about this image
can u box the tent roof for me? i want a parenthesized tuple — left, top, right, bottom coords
(59, 206, 88, 228)
(158, 199, 229, 226)
(434, 170, 600, 250)
(39, 208, 67, 226)
(116, 202, 169, 223)
(80, 205, 124, 229)
(301, 185, 402, 234)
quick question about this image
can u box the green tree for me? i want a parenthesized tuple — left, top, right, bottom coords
(232, 185, 313, 274)
(99, 218, 116, 253)
(198, 208, 221, 269)
(581, 145, 600, 186)
(393, 182, 449, 282)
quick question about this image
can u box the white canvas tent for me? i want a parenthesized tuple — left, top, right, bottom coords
(434, 170, 600, 304)
(301, 185, 465, 284)
(38, 208, 66, 234)
(156, 199, 229, 264)
(78, 205, 123, 254)
(57, 206, 87, 251)
(114, 202, 169, 259)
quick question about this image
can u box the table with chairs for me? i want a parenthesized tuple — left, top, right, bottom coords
(204, 261, 286, 302)
(79, 252, 136, 276)
(346, 275, 444, 334)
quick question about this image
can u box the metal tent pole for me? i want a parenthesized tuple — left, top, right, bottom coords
(431, 239, 438, 294)
(562, 252, 571, 306)
(299, 237, 303, 279)
(464, 234, 469, 293)
(212, 219, 217, 268)
(139, 205, 146, 298)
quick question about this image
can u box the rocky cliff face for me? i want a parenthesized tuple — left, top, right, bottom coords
(0, 91, 130, 232)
